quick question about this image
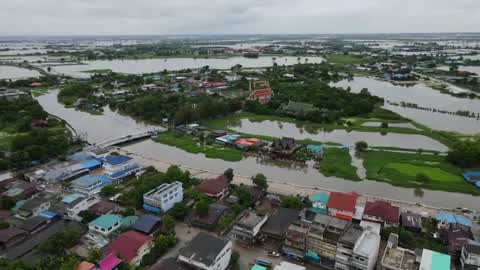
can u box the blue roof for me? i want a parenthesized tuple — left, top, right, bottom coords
(109, 165, 143, 180)
(73, 174, 111, 187)
(133, 215, 162, 234)
(310, 192, 329, 203)
(70, 152, 93, 161)
(62, 193, 84, 204)
(463, 171, 480, 184)
(104, 155, 132, 166)
(80, 159, 102, 170)
(435, 212, 472, 227)
(307, 145, 324, 153)
(39, 210, 58, 219)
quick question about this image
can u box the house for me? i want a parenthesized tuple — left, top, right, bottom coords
(90, 200, 120, 216)
(107, 164, 143, 183)
(284, 221, 309, 256)
(235, 138, 263, 149)
(132, 215, 162, 235)
(400, 212, 423, 232)
(178, 232, 232, 270)
(380, 233, 417, 270)
(306, 215, 348, 269)
(363, 200, 400, 226)
(270, 137, 299, 158)
(191, 203, 228, 230)
(88, 214, 123, 236)
(15, 196, 51, 219)
(103, 155, 133, 175)
(335, 224, 364, 270)
(71, 174, 112, 196)
(65, 195, 100, 222)
(327, 192, 358, 221)
(0, 89, 30, 100)
(309, 192, 329, 215)
(306, 145, 324, 159)
(99, 253, 122, 270)
(231, 210, 268, 244)
(104, 230, 154, 266)
(461, 239, 480, 270)
(351, 229, 381, 270)
(0, 228, 27, 250)
(143, 181, 183, 213)
(42, 159, 103, 182)
(262, 208, 300, 240)
(19, 215, 50, 234)
(419, 249, 450, 270)
(448, 228, 473, 259)
(215, 134, 241, 145)
(197, 175, 230, 199)
(435, 212, 472, 230)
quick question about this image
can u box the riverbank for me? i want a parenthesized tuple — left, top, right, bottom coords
(117, 147, 470, 214)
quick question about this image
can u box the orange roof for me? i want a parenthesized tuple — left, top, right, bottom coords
(235, 138, 260, 146)
(77, 261, 95, 270)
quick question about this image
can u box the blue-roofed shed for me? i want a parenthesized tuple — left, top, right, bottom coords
(108, 165, 143, 182)
(309, 192, 329, 215)
(70, 152, 93, 161)
(39, 210, 59, 220)
(307, 145, 323, 154)
(79, 159, 102, 170)
(463, 171, 480, 187)
(72, 174, 112, 187)
(435, 212, 472, 228)
(104, 155, 132, 166)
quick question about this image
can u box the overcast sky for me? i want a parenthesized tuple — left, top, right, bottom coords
(1, 0, 479, 35)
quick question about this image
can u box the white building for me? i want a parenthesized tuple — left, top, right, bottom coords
(15, 197, 51, 219)
(143, 181, 183, 213)
(351, 229, 381, 270)
(64, 195, 100, 221)
(178, 232, 232, 270)
(461, 240, 480, 270)
(274, 262, 306, 270)
(70, 175, 111, 196)
(231, 210, 268, 244)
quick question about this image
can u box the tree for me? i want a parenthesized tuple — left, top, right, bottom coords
(78, 210, 98, 224)
(229, 251, 240, 270)
(38, 229, 81, 255)
(281, 195, 306, 210)
(162, 214, 175, 233)
(252, 173, 268, 190)
(122, 207, 135, 216)
(195, 199, 210, 216)
(100, 184, 117, 198)
(87, 248, 103, 263)
(355, 141, 368, 152)
(224, 168, 234, 182)
(416, 173, 431, 184)
(170, 203, 187, 219)
(381, 122, 389, 128)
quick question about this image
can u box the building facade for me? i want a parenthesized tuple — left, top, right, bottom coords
(143, 181, 183, 213)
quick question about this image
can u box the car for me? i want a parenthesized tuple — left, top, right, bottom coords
(268, 251, 280, 257)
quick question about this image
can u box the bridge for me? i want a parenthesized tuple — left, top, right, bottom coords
(87, 129, 165, 150)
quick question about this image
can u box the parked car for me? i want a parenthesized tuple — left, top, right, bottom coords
(268, 251, 280, 258)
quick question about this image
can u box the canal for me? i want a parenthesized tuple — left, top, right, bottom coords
(36, 90, 480, 209)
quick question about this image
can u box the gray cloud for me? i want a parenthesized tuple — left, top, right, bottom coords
(0, 0, 478, 35)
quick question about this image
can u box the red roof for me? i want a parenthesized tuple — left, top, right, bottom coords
(251, 88, 273, 98)
(197, 175, 229, 197)
(203, 81, 229, 88)
(364, 200, 400, 224)
(235, 138, 260, 146)
(327, 192, 358, 212)
(104, 230, 153, 263)
(99, 253, 122, 270)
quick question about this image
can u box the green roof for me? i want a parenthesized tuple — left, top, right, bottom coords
(89, 214, 123, 229)
(121, 216, 138, 228)
(431, 251, 450, 270)
(251, 265, 267, 270)
(310, 192, 329, 203)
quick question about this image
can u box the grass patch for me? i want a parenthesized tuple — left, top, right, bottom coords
(319, 148, 360, 181)
(82, 69, 112, 74)
(326, 54, 368, 65)
(362, 151, 478, 195)
(154, 131, 243, 162)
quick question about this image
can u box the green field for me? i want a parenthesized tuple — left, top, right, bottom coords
(154, 131, 243, 162)
(326, 54, 368, 65)
(319, 148, 360, 181)
(362, 151, 477, 195)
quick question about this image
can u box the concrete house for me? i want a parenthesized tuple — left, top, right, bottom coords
(71, 174, 111, 196)
(196, 175, 230, 199)
(327, 192, 358, 221)
(15, 197, 51, 219)
(231, 210, 268, 244)
(143, 181, 183, 213)
(335, 224, 364, 270)
(104, 230, 154, 266)
(363, 200, 400, 227)
(88, 214, 123, 236)
(64, 195, 100, 222)
(351, 229, 381, 270)
(178, 232, 232, 270)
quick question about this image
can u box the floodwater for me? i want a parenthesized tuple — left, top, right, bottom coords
(0, 65, 41, 79)
(332, 77, 480, 134)
(36, 90, 160, 144)
(228, 119, 448, 151)
(35, 90, 480, 209)
(50, 56, 324, 78)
